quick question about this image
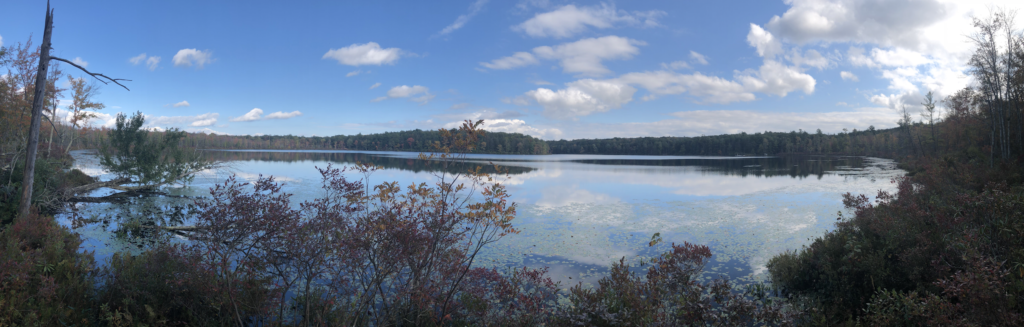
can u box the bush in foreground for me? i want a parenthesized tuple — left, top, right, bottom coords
(0, 210, 94, 326)
(769, 158, 1024, 325)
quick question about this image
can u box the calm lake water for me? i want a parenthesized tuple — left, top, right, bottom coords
(63, 149, 904, 286)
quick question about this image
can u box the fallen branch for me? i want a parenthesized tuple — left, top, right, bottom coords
(67, 194, 130, 203)
(108, 184, 161, 192)
(66, 177, 131, 195)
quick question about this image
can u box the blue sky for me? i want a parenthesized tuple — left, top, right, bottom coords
(1, 0, 1018, 140)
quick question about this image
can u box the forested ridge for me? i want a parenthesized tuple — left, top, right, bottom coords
(73, 124, 921, 158)
(74, 127, 553, 155)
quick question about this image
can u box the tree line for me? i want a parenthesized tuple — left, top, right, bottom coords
(76, 127, 553, 155)
(74, 123, 918, 158)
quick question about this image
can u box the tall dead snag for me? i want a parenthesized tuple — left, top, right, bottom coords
(16, 2, 55, 220)
(16, 1, 130, 220)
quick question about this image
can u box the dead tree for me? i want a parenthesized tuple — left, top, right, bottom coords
(16, 1, 131, 220)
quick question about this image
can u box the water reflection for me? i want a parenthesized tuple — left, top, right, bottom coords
(63, 150, 904, 286)
(204, 150, 873, 179)
(565, 155, 868, 179)
(203, 150, 537, 175)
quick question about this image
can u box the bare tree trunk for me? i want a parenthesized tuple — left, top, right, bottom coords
(990, 97, 996, 167)
(65, 126, 76, 153)
(17, 3, 54, 220)
(47, 97, 57, 158)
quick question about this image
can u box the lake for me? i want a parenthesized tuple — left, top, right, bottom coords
(63, 149, 904, 286)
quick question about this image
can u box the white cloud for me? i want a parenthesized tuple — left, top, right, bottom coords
(172, 49, 213, 68)
(438, 0, 489, 36)
(480, 52, 539, 70)
(191, 128, 229, 135)
(131, 53, 162, 71)
(411, 94, 436, 104)
(322, 42, 401, 66)
(736, 60, 816, 97)
(561, 108, 900, 139)
(346, 70, 361, 77)
(387, 85, 429, 98)
(189, 113, 218, 127)
(765, 0, 949, 51)
(483, 119, 562, 140)
(231, 108, 264, 122)
(524, 79, 636, 119)
(788, 48, 829, 69)
(377, 85, 434, 104)
(840, 71, 858, 82)
(515, 3, 664, 38)
(225, 108, 302, 122)
(146, 56, 161, 71)
(919, 65, 969, 97)
(690, 51, 709, 65)
(69, 110, 116, 128)
(554, 47, 812, 106)
(533, 36, 644, 76)
(616, 71, 755, 104)
(661, 61, 690, 70)
(847, 46, 877, 67)
(369, 82, 381, 89)
(71, 57, 88, 68)
(765, 0, 1024, 111)
(483, 35, 644, 76)
(660, 51, 709, 71)
(881, 68, 920, 93)
(869, 91, 923, 110)
(172, 100, 190, 108)
(733, 25, 818, 98)
(435, 108, 523, 121)
(264, 111, 302, 119)
(747, 24, 784, 59)
(871, 47, 931, 67)
(482, 36, 643, 76)
(129, 53, 146, 65)
(124, 112, 221, 129)
(444, 118, 562, 139)
(130, 53, 161, 70)
(0, 34, 3, 47)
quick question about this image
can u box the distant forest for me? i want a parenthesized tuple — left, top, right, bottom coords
(71, 121, 941, 159)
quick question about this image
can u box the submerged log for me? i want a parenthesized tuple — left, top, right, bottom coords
(67, 191, 139, 203)
(66, 177, 131, 195)
(108, 184, 161, 192)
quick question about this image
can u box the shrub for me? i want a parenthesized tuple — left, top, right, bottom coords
(0, 210, 95, 326)
(560, 242, 795, 326)
(454, 266, 561, 326)
(0, 157, 69, 226)
(769, 157, 1024, 324)
(177, 120, 526, 325)
(96, 244, 277, 326)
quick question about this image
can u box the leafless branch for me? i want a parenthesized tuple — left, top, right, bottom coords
(49, 56, 131, 91)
